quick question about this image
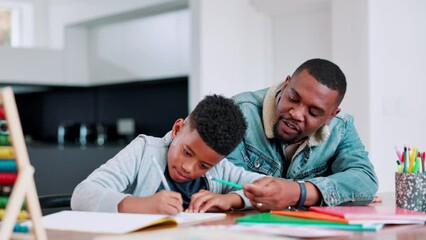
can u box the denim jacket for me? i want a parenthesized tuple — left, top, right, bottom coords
(227, 83, 379, 206)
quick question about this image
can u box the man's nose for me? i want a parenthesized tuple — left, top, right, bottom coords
(289, 107, 304, 121)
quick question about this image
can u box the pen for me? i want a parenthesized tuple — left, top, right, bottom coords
(394, 146, 402, 163)
(403, 149, 408, 173)
(150, 155, 171, 191)
(207, 175, 243, 190)
(412, 157, 420, 173)
(396, 160, 403, 173)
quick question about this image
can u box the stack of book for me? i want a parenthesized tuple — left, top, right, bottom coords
(236, 206, 426, 232)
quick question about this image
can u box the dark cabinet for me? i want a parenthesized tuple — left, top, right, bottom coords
(28, 146, 123, 196)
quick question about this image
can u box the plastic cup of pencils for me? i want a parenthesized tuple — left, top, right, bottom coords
(395, 172, 426, 212)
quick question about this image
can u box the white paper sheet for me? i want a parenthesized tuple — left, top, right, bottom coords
(24, 211, 226, 234)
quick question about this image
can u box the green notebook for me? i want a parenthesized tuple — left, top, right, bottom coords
(235, 213, 382, 231)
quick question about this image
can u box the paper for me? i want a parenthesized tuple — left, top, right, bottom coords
(272, 210, 426, 225)
(95, 227, 293, 240)
(229, 224, 354, 238)
(24, 211, 226, 234)
(235, 212, 383, 231)
(309, 206, 426, 222)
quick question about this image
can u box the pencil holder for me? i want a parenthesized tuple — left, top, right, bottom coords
(395, 172, 426, 212)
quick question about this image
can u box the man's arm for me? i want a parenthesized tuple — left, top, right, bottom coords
(308, 117, 378, 206)
(243, 117, 378, 210)
(243, 178, 321, 211)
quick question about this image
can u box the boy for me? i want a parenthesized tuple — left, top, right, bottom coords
(71, 95, 265, 214)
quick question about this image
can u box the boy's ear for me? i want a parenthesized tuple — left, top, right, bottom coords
(171, 118, 185, 139)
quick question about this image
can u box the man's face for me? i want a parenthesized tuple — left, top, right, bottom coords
(167, 119, 223, 182)
(274, 69, 341, 144)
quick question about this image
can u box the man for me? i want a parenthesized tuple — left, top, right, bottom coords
(227, 58, 378, 211)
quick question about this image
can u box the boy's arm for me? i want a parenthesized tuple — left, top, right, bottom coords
(185, 190, 243, 213)
(118, 190, 183, 215)
(70, 137, 146, 212)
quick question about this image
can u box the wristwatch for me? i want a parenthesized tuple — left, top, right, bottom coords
(295, 180, 306, 209)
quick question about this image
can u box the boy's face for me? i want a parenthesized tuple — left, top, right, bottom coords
(167, 118, 224, 183)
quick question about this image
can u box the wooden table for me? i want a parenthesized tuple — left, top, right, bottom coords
(12, 192, 426, 240)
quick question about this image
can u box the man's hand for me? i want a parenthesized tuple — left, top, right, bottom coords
(186, 190, 243, 213)
(243, 177, 300, 211)
(118, 190, 183, 215)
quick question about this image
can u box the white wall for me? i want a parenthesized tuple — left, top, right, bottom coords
(48, 0, 175, 49)
(88, 9, 190, 84)
(190, 0, 273, 109)
(272, 2, 331, 84)
(369, 0, 426, 192)
(331, 0, 370, 152)
(0, 47, 63, 84)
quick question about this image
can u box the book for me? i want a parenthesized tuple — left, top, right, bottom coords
(235, 212, 383, 231)
(309, 206, 426, 222)
(25, 210, 227, 234)
(271, 209, 425, 225)
(271, 210, 349, 223)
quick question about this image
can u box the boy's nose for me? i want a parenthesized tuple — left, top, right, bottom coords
(182, 160, 194, 173)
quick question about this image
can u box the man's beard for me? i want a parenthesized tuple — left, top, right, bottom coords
(273, 120, 300, 145)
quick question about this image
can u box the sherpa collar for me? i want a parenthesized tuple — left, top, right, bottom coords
(262, 82, 330, 147)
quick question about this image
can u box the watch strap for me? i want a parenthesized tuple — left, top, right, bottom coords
(296, 180, 306, 209)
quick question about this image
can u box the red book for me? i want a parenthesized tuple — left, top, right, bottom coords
(309, 206, 426, 222)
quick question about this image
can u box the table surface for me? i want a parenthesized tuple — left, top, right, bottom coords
(12, 192, 426, 240)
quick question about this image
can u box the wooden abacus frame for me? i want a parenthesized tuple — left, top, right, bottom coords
(0, 87, 46, 240)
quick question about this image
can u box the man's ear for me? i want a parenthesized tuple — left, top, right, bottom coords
(171, 118, 185, 139)
(325, 108, 341, 125)
(282, 75, 291, 90)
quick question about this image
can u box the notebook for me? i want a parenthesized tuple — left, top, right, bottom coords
(271, 210, 425, 225)
(235, 212, 383, 231)
(309, 206, 426, 222)
(25, 210, 226, 234)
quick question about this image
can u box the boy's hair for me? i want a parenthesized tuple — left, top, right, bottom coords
(188, 94, 247, 156)
(293, 58, 347, 106)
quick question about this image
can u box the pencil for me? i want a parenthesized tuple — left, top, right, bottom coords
(208, 176, 243, 190)
(150, 155, 171, 191)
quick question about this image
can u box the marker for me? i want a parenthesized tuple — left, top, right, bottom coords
(403, 149, 408, 173)
(207, 175, 243, 190)
(394, 146, 402, 163)
(412, 157, 420, 173)
(150, 155, 171, 191)
(396, 160, 403, 173)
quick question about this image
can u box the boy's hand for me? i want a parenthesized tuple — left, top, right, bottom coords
(118, 190, 183, 215)
(185, 189, 243, 213)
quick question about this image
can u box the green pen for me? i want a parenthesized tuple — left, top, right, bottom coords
(208, 176, 243, 190)
(412, 157, 421, 173)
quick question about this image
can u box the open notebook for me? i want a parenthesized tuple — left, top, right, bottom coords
(24, 210, 226, 234)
